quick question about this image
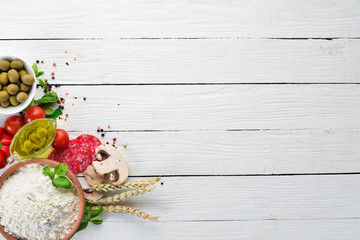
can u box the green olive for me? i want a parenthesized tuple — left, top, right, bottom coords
(10, 60, 23, 71)
(0, 60, 10, 71)
(16, 92, 28, 102)
(0, 72, 8, 85)
(0, 91, 9, 102)
(19, 70, 28, 79)
(0, 100, 10, 108)
(8, 69, 19, 83)
(7, 84, 19, 95)
(21, 74, 35, 85)
(20, 83, 30, 92)
(9, 96, 19, 106)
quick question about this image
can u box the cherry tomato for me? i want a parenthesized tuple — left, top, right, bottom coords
(4, 115, 25, 136)
(0, 152, 7, 169)
(52, 129, 69, 150)
(24, 106, 46, 123)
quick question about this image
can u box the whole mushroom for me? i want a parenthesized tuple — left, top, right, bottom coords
(92, 144, 129, 185)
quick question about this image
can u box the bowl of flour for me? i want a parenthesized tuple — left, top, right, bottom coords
(0, 159, 85, 240)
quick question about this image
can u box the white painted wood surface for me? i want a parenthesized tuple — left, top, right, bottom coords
(0, 39, 359, 83)
(1, 0, 360, 239)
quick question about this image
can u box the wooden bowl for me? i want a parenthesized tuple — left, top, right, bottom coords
(0, 159, 85, 240)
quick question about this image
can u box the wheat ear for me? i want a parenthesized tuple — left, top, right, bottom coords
(90, 184, 156, 205)
(92, 205, 158, 221)
(85, 177, 161, 192)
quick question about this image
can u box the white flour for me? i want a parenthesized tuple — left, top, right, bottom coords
(0, 163, 80, 240)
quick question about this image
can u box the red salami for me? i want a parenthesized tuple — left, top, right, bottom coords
(48, 134, 102, 174)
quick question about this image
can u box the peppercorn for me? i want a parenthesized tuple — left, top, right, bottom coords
(36, 60, 39, 64)
(101, 133, 105, 137)
(83, 97, 86, 101)
(100, 129, 103, 132)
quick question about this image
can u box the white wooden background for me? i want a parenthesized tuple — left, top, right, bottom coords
(1, 0, 360, 239)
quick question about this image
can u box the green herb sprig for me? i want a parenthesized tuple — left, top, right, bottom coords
(32, 63, 47, 90)
(43, 163, 72, 189)
(77, 201, 103, 232)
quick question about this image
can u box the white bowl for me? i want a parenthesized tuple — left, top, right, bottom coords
(0, 56, 36, 115)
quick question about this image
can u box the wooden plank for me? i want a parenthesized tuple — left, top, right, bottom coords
(2, 129, 359, 176)
(65, 129, 360, 175)
(1, 0, 360, 38)
(74, 219, 360, 240)
(81, 176, 360, 221)
(25, 84, 360, 131)
(1, 39, 359, 84)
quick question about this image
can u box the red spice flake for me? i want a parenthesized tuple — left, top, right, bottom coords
(51, 72, 55, 76)
(117, 104, 120, 106)
(53, 63, 56, 67)
(75, 97, 78, 99)
(61, 99, 65, 103)
(57, 100, 61, 104)
(65, 93, 69, 96)
(83, 97, 86, 101)
(107, 125, 110, 128)
(66, 62, 69, 66)
(59, 117, 63, 120)
(65, 51, 68, 54)
(52, 76, 55, 80)
(97, 127, 100, 130)
(72, 103, 74, 106)
(113, 138, 116, 141)
(74, 58, 76, 61)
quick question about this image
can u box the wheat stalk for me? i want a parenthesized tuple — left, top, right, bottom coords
(89, 184, 156, 205)
(92, 205, 158, 221)
(84, 177, 161, 192)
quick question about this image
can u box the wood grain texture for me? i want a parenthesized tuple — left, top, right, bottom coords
(63, 129, 360, 175)
(2, 0, 360, 38)
(26, 85, 360, 131)
(76, 176, 360, 221)
(0, 39, 359, 84)
(74, 219, 360, 240)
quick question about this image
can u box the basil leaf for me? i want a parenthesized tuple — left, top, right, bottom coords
(77, 221, 88, 232)
(32, 63, 38, 75)
(90, 206, 103, 218)
(85, 206, 91, 214)
(85, 200, 91, 208)
(55, 163, 68, 177)
(52, 176, 72, 189)
(0, 142, 3, 148)
(43, 167, 55, 180)
(91, 220, 103, 225)
(42, 167, 52, 177)
(43, 106, 55, 116)
(38, 79, 47, 90)
(33, 92, 59, 105)
(47, 107, 63, 119)
(49, 171, 55, 180)
(84, 215, 91, 222)
(36, 71, 44, 77)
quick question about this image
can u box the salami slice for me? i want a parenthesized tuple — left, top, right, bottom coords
(48, 134, 102, 174)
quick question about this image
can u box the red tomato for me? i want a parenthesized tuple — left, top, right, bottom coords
(0, 152, 7, 169)
(0, 145, 10, 159)
(24, 106, 46, 123)
(0, 127, 4, 137)
(52, 129, 69, 150)
(0, 133, 12, 145)
(4, 115, 25, 136)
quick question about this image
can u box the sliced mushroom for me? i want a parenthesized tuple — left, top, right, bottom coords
(83, 165, 106, 201)
(92, 144, 129, 185)
(84, 165, 105, 186)
(83, 188, 105, 201)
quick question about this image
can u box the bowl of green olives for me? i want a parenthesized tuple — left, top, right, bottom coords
(0, 56, 36, 114)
